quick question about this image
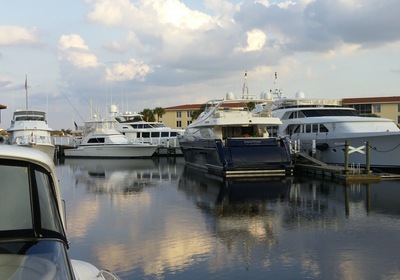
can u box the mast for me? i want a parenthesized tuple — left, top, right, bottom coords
(242, 71, 249, 98)
(24, 75, 28, 111)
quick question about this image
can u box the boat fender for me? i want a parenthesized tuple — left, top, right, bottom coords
(316, 143, 329, 151)
(0, 135, 5, 144)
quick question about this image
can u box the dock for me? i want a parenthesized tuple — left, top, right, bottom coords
(294, 152, 400, 182)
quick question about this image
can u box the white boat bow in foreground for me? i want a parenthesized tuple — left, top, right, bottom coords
(0, 145, 120, 279)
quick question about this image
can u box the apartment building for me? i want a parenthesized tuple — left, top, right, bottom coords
(342, 96, 400, 125)
(162, 104, 202, 129)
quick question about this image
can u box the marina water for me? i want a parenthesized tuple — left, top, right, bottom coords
(56, 157, 400, 280)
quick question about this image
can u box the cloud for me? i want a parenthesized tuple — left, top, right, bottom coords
(236, 29, 267, 52)
(105, 59, 153, 81)
(0, 26, 40, 46)
(58, 34, 100, 68)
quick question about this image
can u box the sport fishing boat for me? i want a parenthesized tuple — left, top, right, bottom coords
(7, 110, 56, 159)
(178, 74, 293, 177)
(0, 145, 120, 279)
(64, 119, 158, 158)
(270, 90, 400, 170)
(109, 105, 184, 155)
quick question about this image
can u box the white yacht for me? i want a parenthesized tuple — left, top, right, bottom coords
(271, 91, 400, 170)
(7, 109, 55, 159)
(64, 119, 158, 158)
(109, 105, 184, 155)
(0, 145, 120, 279)
(178, 74, 293, 177)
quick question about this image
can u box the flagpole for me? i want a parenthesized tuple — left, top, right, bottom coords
(25, 74, 28, 111)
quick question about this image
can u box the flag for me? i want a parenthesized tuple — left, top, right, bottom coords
(74, 121, 78, 131)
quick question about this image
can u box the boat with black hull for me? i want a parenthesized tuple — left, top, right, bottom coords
(178, 74, 293, 178)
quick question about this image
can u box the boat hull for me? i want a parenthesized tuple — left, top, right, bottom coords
(10, 143, 55, 159)
(291, 133, 400, 170)
(63, 144, 157, 158)
(179, 137, 293, 177)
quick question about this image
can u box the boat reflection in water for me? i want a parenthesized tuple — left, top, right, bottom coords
(57, 157, 400, 279)
(63, 157, 181, 194)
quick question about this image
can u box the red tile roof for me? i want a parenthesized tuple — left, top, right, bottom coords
(342, 96, 400, 104)
(164, 104, 202, 110)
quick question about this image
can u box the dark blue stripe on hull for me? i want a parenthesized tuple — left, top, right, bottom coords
(180, 138, 293, 176)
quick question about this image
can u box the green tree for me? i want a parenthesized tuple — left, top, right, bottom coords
(191, 104, 207, 120)
(153, 107, 165, 122)
(140, 108, 155, 122)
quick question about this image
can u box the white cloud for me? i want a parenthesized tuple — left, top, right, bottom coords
(58, 34, 99, 68)
(105, 59, 153, 81)
(0, 26, 40, 45)
(87, 0, 214, 31)
(236, 29, 267, 52)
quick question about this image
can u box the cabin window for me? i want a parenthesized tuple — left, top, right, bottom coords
(35, 170, 64, 234)
(0, 165, 32, 231)
(312, 124, 319, 133)
(151, 132, 160, 138)
(305, 124, 312, 133)
(293, 125, 301, 134)
(170, 132, 177, 137)
(88, 138, 104, 143)
(350, 104, 372, 116)
(161, 132, 169, 137)
(319, 124, 328, 133)
(142, 132, 150, 138)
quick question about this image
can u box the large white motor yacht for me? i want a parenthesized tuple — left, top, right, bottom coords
(64, 119, 158, 158)
(7, 109, 55, 159)
(270, 91, 400, 170)
(109, 105, 184, 155)
(178, 74, 293, 178)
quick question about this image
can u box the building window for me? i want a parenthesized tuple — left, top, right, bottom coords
(398, 104, 400, 112)
(176, 111, 182, 118)
(187, 120, 192, 126)
(373, 104, 381, 113)
(187, 111, 192, 118)
(176, 121, 182, 128)
(350, 104, 372, 116)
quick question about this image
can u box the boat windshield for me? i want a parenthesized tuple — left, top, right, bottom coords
(294, 109, 358, 118)
(0, 240, 73, 279)
(0, 159, 65, 242)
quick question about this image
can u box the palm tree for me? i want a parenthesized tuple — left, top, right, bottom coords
(140, 108, 155, 122)
(153, 107, 165, 122)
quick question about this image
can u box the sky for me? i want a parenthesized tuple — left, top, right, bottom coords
(1, 0, 400, 130)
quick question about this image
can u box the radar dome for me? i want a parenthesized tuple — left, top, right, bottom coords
(295, 91, 305, 99)
(110, 104, 118, 114)
(226, 92, 235, 100)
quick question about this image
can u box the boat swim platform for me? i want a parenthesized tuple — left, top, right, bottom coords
(294, 152, 400, 182)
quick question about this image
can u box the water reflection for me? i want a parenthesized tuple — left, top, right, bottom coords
(63, 157, 181, 194)
(56, 158, 400, 280)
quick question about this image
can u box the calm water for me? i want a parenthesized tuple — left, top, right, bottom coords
(55, 157, 400, 280)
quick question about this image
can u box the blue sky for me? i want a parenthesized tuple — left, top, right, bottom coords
(1, 0, 400, 130)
